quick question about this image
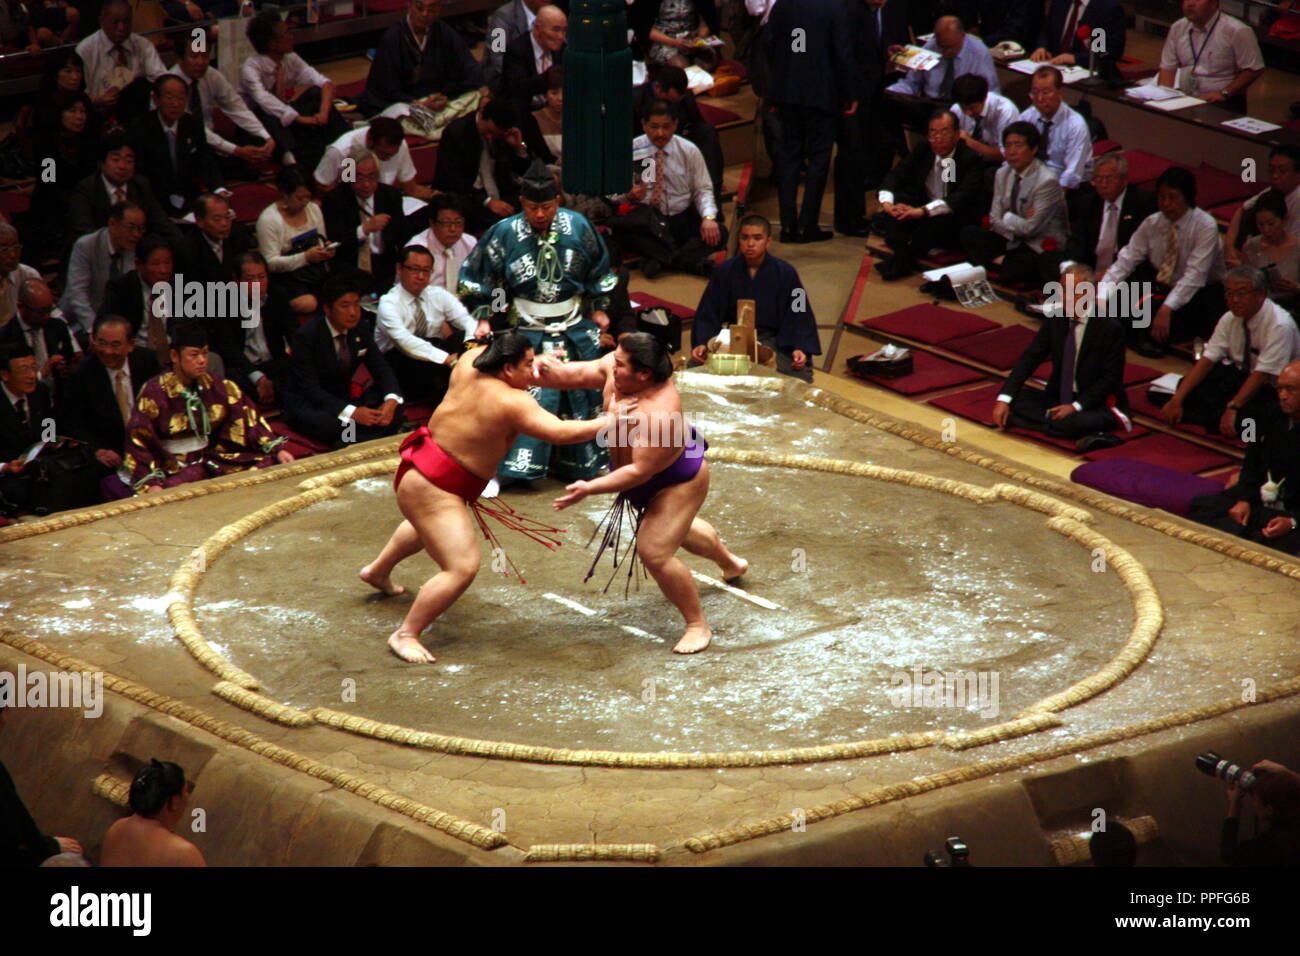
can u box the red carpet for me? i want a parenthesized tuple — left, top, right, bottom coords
(851, 352, 985, 395)
(859, 304, 998, 345)
(1034, 361, 1160, 386)
(1082, 432, 1235, 472)
(942, 324, 1037, 370)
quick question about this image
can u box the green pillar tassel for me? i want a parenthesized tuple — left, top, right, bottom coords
(563, 0, 633, 197)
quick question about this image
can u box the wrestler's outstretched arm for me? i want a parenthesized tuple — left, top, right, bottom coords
(531, 351, 614, 391)
(554, 413, 680, 509)
(508, 389, 627, 446)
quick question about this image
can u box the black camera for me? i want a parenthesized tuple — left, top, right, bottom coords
(1195, 751, 1259, 792)
(923, 836, 970, 867)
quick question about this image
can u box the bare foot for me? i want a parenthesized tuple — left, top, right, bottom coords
(360, 564, 405, 596)
(672, 625, 712, 654)
(720, 555, 748, 584)
(388, 630, 436, 663)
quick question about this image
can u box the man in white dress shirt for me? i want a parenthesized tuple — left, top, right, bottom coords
(1161, 266, 1300, 437)
(75, 0, 167, 123)
(0, 224, 41, 331)
(1018, 66, 1092, 191)
(608, 100, 724, 278)
(376, 244, 488, 405)
(1157, 0, 1265, 113)
(950, 73, 1018, 169)
(313, 118, 431, 200)
(171, 38, 275, 176)
(411, 195, 478, 292)
(1100, 165, 1227, 356)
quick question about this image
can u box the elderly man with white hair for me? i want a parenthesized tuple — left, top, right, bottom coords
(0, 223, 40, 330)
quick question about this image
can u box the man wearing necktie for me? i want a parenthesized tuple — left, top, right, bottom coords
(501, 5, 566, 113)
(1030, 0, 1127, 69)
(60, 202, 147, 342)
(0, 224, 41, 331)
(1043, 152, 1157, 281)
(0, 280, 80, 399)
(1162, 266, 1300, 437)
(76, 0, 168, 124)
(0, 344, 51, 514)
(127, 75, 224, 219)
(993, 264, 1129, 448)
(1017, 66, 1092, 190)
(322, 151, 407, 296)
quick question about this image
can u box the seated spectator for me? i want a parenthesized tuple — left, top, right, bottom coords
(1157, 0, 1264, 114)
(993, 264, 1130, 449)
(501, 5, 565, 113)
(27, 91, 99, 263)
(322, 149, 407, 295)
(887, 14, 999, 103)
(170, 34, 276, 178)
(31, 49, 99, 138)
(949, 73, 1018, 169)
(256, 166, 336, 317)
(1031, 0, 1126, 69)
(485, 0, 550, 88)
(0, 0, 78, 50)
(283, 275, 405, 447)
(432, 99, 539, 234)
(0, 702, 84, 866)
(1162, 266, 1300, 437)
(99, 235, 176, 366)
(224, 252, 296, 408)
(961, 0, 1040, 50)
(67, 134, 181, 250)
(121, 324, 291, 494)
(358, 0, 484, 118)
(1226, 147, 1300, 261)
(689, 213, 819, 382)
(1222, 760, 1300, 866)
(376, 244, 482, 406)
(1017, 65, 1092, 190)
(314, 117, 430, 200)
(532, 66, 565, 164)
(607, 99, 724, 278)
(631, 64, 724, 201)
(101, 760, 205, 867)
(1242, 191, 1300, 304)
(960, 120, 1068, 288)
(75, 0, 168, 124)
(409, 194, 477, 293)
(632, 0, 721, 72)
(0, 279, 81, 397)
(1088, 820, 1138, 867)
(0, 223, 41, 329)
(874, 108, 983, 281)
(60, 200, 147, 341)
(0, 344, 50, 513)
(1191, 362, 1300, 554)
(58, 314, 161, 477)
(240, 11, 350, 173)
(179, 193, 253, 286)
(127, 74, 224, 219)
(1043, 151, 1157, 279)
(1100, 165, 1227, 357)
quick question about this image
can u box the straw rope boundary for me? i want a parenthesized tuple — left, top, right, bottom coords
(1050, 815, 1159, 866)
(682, 674, 1300, 854)
(0, 632, 507, 850)
(522, 843, 662, 863)
(91, 772, 131, 808)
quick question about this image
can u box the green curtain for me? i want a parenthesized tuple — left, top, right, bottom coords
(563, 0, 633, 196)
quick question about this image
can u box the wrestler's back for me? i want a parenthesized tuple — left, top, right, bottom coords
(427, 357, 524, 480)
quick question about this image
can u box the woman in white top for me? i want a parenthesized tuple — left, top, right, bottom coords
(255, 165, 335, 316)
(532, 66, 564, 165)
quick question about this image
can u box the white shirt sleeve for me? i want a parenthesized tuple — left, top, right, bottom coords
(1166, 214, 1219, 312)
(210, 71, 270, 149)
(242, 57, 300, 126)
(1254, 313, 1294, 376)
(434, 287, 477, 337)
(686, 144, 716, 219)
(1058, 114, 1093, 190)
(1201, 311, 1233, 364)
(314, 147, 343, 187)
(378, 293, 443, 363)
(1101, 214, 1152, 286)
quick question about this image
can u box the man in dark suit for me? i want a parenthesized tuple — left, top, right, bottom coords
(177, 193, 252, 286)
(127, 75, 224, 220)
(0, 344, 54, 513)
(874, 109, 984, 279)
(1031, 0, 1126, 69)
(1043, 152, 1156, 278)
(66, 135, 182, 248)
(57, 314, 160, 472)
(323, 151, 407, 296)
(283, 275, 405, 447)
(631, 66, 724, 202)
(99, 235, 177, 369)
(955, 0, 1043, 49)
(993, 264, 1130, 448)
(432, 99, 537, 235)
(0, 280, 81, 401)
(218, 252, 297, 408)
(499, 5, 565, 112)
(837, 0, 913, 232)
(766, 0, 862, 243)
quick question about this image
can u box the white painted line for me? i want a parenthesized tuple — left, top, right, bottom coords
(690, 571, 781, 610)
(618, 625, 661, 642)
(541, 592, 598, 616)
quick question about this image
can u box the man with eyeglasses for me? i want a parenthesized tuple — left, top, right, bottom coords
(410, 194, 477, 293)
(359, 0, 484, 118)
(0, 280, 80, 397)
(323, 149, 407, 295)
(0, 223, 40, 330)
(376, 245, 486, 406)
(60, 201, 147, 343)
(1017, 65, 1092, 191)
(1043, 151, 1156, 279)
(1226, 146, 1300, 265)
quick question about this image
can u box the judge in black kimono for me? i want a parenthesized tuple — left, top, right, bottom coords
(358, 0, 484, 117)
(689, 214, 820, 383)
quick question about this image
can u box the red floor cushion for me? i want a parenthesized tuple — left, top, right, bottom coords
(1195, 162, 1259, 209)
(942, 324, 1037, 370)
(334, 79, 366, 100)
(1072, 458, 1225, 515)
(1033, 361, 1160, 387)
(269, 420, 329, 459)
(849, 351, 984, 395)
(1122, 149, 1191, 187)
(699, 103, 742, 126)
(859, 303, 999, 344)
(229, 182, 279, 223)
(1081, 432, 1235, 472)
(411, 144, 438, 183)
